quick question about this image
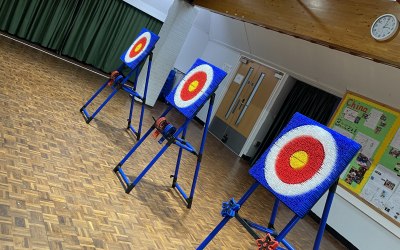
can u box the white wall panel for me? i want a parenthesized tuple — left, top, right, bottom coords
(193, 7, 211, 32)
(196, 42, 240, 122)
(136, 0, 198, 106)
(173, 8, 211, 81)
(123, 0, 173, 21)
(244, 23, 400, 108)
(209, 14, 250, 53)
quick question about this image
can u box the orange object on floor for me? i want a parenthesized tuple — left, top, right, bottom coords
(256, 233, 279, 250)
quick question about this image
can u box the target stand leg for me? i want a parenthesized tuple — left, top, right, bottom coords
(113, 164, 135, 194)
(121, 86, 144, 140)
(197, 182, 260, 249)
(123, 52, 153, 140)
(113, 110, 198, 206)
(131, 143, 171, 188)
(169, 125, 200, 209)
(124, 66, 141, 140)
(88, 87, 120, 123)
(313, 182, 338, 250)
(198, 183, 339, 249)
(114, 140, 172, 193)
(80, 64, 127, 124)
(136, 52, 152, 140)
(113, 106, 173, 193)
(171, 94, 216, 209)
(113, 123, 157, 193)
(170, 125, 191, 207)
(197, 182, 299, 250)
(126, 94, 140, 140)
(80, 80, 110, 124)
(124, 92, 145, 140)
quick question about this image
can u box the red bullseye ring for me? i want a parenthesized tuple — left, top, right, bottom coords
(265, 125, 337, 196)
(275, 136, 324, 184)
(124, 32, 151, 63)
(180, 71, 207, 101)
(129, 37, 147, 58)
(174, 64, 214, 108)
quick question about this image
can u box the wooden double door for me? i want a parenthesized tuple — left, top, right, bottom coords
(210, 58, 281, 154)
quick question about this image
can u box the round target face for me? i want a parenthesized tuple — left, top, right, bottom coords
(265, 125, 337, 196)
(174, 64, 214, 108)
(124, 32, 151, 63)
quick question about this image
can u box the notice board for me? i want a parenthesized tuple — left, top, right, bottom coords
(329, 91, 400, 226)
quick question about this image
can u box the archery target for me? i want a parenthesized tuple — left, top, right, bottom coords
(166, 59, 227, 119)
(120, 28, 159, 69)
(173, 64, 214, 108)
(265, 125, 337, 196)
(249, 112, 361, 217)
(124, 32, 151, 64)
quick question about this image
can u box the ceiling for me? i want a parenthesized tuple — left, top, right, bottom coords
(193, 0, 400, 69)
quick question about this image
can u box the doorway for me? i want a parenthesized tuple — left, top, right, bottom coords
(210, 57, 282, 154)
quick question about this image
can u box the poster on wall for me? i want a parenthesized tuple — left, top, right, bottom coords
(329, 92, 400, 225)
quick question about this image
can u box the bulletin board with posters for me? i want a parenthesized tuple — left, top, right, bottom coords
(329, 91, 400, 226)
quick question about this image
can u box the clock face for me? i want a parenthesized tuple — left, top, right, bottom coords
(371, 14, 399, 41)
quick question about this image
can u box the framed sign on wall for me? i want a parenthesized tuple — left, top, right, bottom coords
(329, 91, 400, 227)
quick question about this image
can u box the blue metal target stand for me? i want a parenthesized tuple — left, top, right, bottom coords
(113, 59, 227, 208)
(197, 113, 362, 249)
(198, 182, 340, 250)
(80, 28, 159, 140)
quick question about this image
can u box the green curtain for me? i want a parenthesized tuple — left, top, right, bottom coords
(0, 0, 81, 50)
(0, 0, 163, 73)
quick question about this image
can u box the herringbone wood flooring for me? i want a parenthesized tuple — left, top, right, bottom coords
(0, 35, 347, 250)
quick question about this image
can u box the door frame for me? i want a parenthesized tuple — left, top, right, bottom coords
(209, 57, 241, 123)
(209, 55, 289, 156)
(239, 72, 288, 156)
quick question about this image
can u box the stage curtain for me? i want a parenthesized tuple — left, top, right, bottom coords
(250, 81, 341, 165)
(0, 0, 162, 73)
(0, 0, 81, 50)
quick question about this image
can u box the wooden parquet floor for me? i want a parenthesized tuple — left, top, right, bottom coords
(0, 35, 347, 250)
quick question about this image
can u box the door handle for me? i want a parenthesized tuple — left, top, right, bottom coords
(225, 67, 254, 119)
(231, 98, 241, 114)
(235, 73, 266, 125)
(238, 98, 245, 111)
(221, 134, 228, 143)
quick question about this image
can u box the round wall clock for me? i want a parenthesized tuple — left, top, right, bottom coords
(371, 14, 399, 41)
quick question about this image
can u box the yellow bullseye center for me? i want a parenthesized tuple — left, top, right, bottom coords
(289, 151, 308, 170)
(188, 80, 199, 92)
(134, 43, 143, 52)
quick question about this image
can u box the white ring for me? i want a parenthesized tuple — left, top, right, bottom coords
(174, 64, 214, 108)
(124, 32, 151, 63)
(264, 125, 337, 196)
